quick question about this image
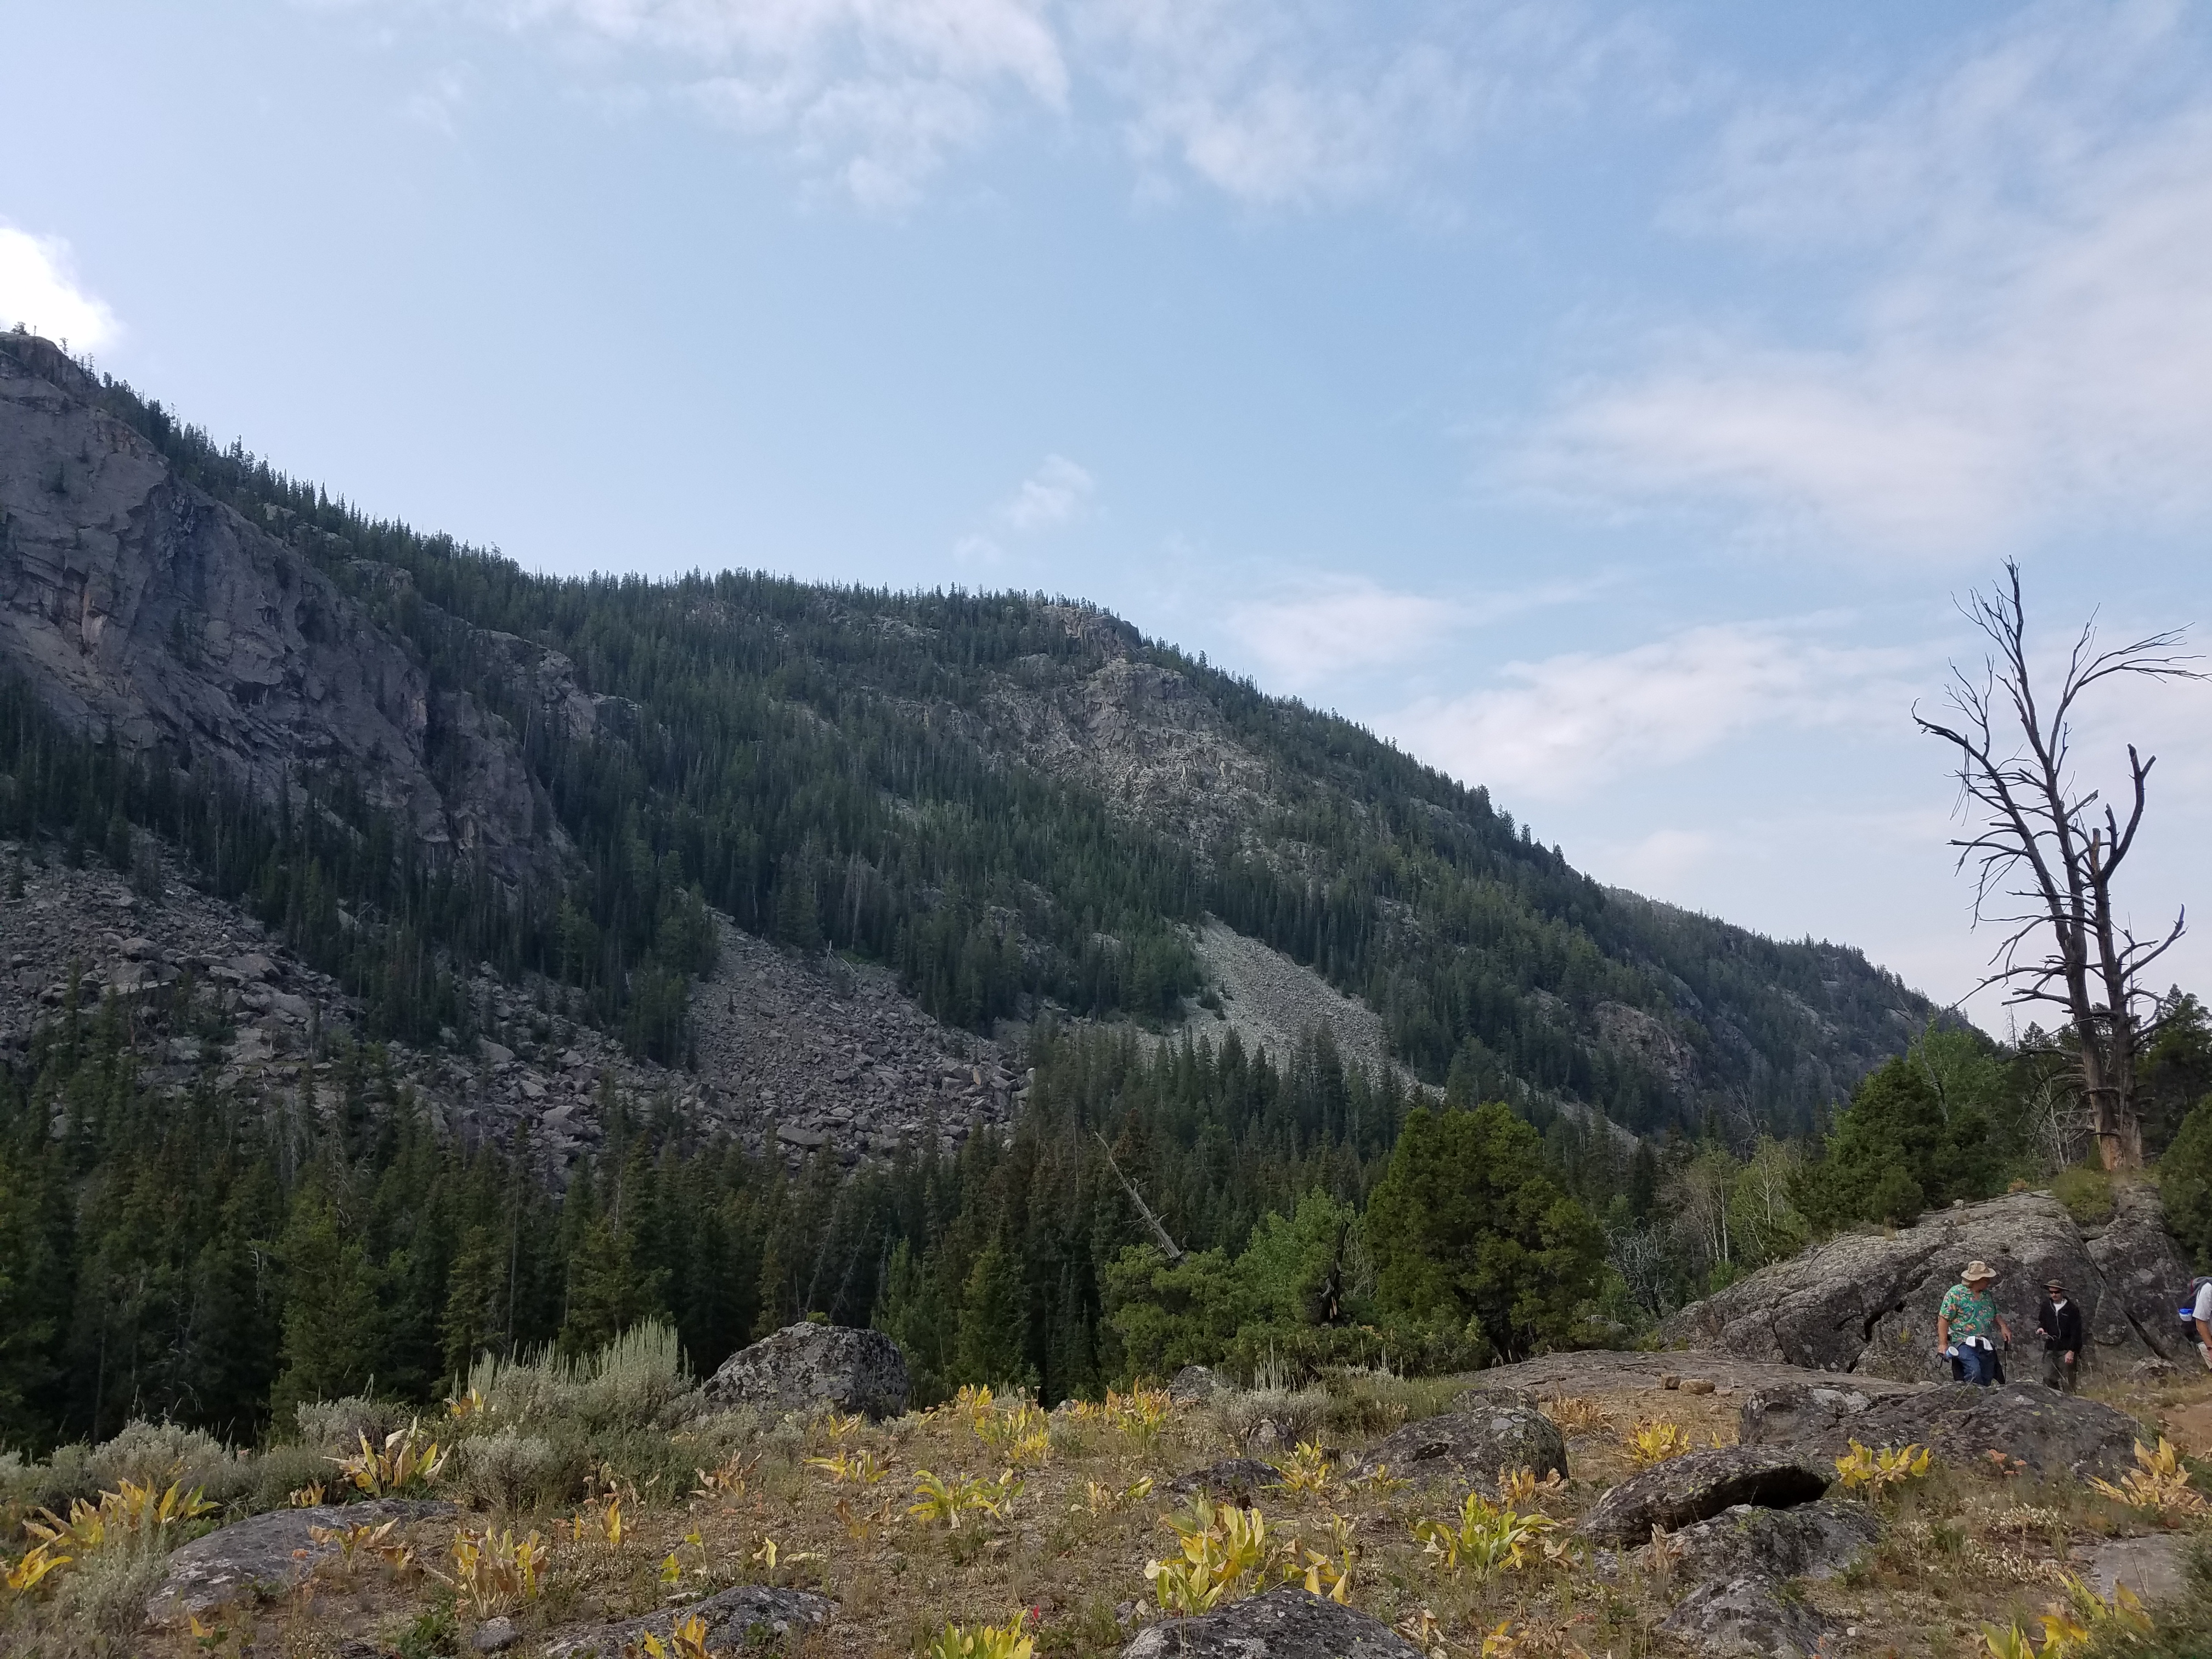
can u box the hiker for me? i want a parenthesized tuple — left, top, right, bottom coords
(1936, 1260, 2012, 1385)
(2189, 1274, 2212, 1371)
(2035, 1277, 2083, 1393)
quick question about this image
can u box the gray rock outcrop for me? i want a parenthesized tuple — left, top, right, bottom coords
(703, 1322, 910, 1420)
(145, 1499, 454, 1625)
(1167, 1365, 1221, 1404)
(1120, 1588, 1421, 1658)
(1345, 1404, 1566, 1491)
(1578, 1448, 1831, 1546)
(0, 332, 578, 884)
(1657, 1573, 1833, 1658)
(1672, 1499, 1881, 1584)
(1738, 1380, 2147, 1483)
(541, 1584, 833, 1657)
(1664, 1190, 2193, 1379)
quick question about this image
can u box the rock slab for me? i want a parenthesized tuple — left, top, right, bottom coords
(543, 1585, 833, 1657)
(145, 1500, 454, 1625)
(1666, 1190, 2192, 1378)
(1673, 1499, 1881, 1584)
(1658, 1573, 1833, 1658)
(1578, 1448, 1831, 1546)
(1738, 1381, 2146, 1484)
(1346, 1406, 1566, 1491)
(1120, 1588, 1421, 1658)
(703, 1322, 910, 1420)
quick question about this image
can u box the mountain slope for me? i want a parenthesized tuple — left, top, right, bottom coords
(0, 328, 1932, 1135)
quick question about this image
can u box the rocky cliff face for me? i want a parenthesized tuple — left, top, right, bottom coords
(0, 332, 577, 883)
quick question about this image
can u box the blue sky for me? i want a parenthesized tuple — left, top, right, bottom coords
(5, 0, 2210, 1026)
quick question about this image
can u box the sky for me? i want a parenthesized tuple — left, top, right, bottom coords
(5, 0, 2211, 1029)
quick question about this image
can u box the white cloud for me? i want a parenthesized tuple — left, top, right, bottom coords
(1079, 1, 1663, 208)
(0, 227, 122, 353)
(951, 454, 1094, 561)
(495, 0, 1068, 207)
(1227, 578, 1459, 690)
(1519, 2, 2212, 556)
(396, 0, 1652, 209)
(992, 454, 1093, 532)
(1385, 620, 1920, 802)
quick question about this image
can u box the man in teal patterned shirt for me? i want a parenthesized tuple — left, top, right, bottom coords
(1936, 1260, 2012, 1386)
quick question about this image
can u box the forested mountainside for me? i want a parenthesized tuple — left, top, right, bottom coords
(0, 326, 1929, 1138)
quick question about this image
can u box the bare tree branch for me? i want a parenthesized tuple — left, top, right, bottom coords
(1913, 560, 2204, 1170)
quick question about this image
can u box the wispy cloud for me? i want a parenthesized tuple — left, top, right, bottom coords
(493, 0, 1068, 208)
(1517, 1, 2212, 557)
(0, 227, 122, 353)
(955, 453, 1095, 563)
(1226, 572, 1600, 692)
(1227, 578, 1459, 690)
(1386, 619, 1922, 802)
(387, 1, 1656, 210)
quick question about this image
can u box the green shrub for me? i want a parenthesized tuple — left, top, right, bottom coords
(294, 1395, 410, 1454)
(2053, 1164, 2116, 1226)
(454, 1429, 570, 1511)
(249, 1442, 335, 1510)
(86, 1419, 253, 1508)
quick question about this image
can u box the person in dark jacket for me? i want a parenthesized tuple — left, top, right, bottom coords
(2035, 1278, 2083, 1393)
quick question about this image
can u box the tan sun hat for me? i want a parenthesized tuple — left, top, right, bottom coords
(1962, 1260, 1997, 1284)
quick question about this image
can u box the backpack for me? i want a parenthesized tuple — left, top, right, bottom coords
(2179, 1276, 2212, 1326)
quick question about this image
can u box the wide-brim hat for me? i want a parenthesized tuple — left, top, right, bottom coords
(1962, 1260, 1997, 1284)
(2045, 1278, 2066, 1291)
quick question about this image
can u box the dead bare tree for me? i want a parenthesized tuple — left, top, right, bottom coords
(1915, 561, 2202, 1170)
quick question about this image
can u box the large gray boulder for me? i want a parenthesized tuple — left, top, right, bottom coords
(1657, 1573, 1833, 1658)
(1664, 1190, 2192, 1379)
(703, 1322, 910, 1419)
(1672, 1499, 1881, 1584)
(1739, 1380, 2147, 1484)
(145, 1499, 454, 1625)
(1345, 1405, 1566, 1491)
(1578, 1448, 1831, 1546)
(1121, 1588, 1421, 1657)
(543, 1584, 833, 1657)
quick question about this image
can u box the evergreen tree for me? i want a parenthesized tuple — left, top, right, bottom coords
(954, 1239, 1034, 1390)
(270, 1192, 385, 1418)
(1364, 1102, 1602, 1361)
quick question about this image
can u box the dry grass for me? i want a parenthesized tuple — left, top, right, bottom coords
(5, 1362, 2212, 1657)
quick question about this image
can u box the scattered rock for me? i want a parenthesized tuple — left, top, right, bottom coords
(2078, 1534, 2192, 1606)
(1347, 1406, 1566, 1492)
(1736, 1381, 1881, 1448)
(1120, 1587, 1421, 1657)
(1739, 1381, 2145, 1484)
(1673, 1499, 1882, 1584)
(472, 1615, 519, 1652)
(144, 1500, 454, 1625)
(1658, 1573, 1832, 1658)
(542, 1585, 833, 1657)
(703, 1322, 910, 1420)
(1682, 1378, 1717, 1396)
(1578, 1448, 1831, 1546)
(2131, 1358, 2180, 1381)
(1165, 1459, 1284, 1505)
(1167, 1365, 1221, 1404)
(1662, 1374, 1683, 1390)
